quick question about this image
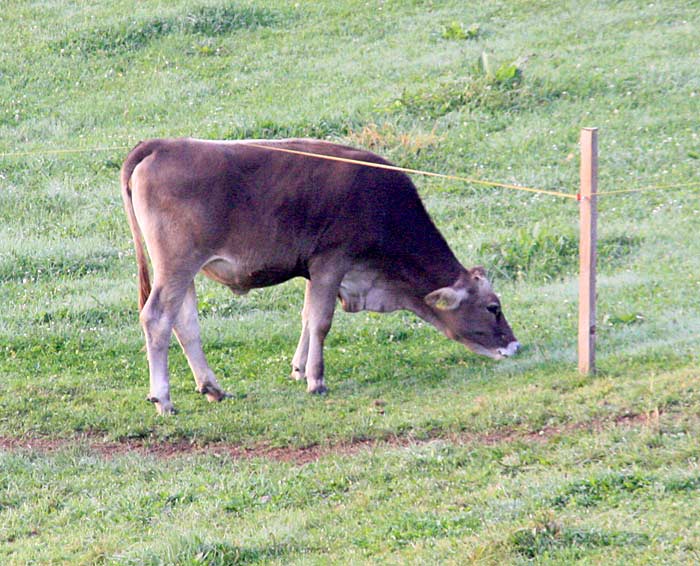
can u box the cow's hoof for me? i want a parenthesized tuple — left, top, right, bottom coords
(158, 403, 177, 415)
(307, 381, 327, 395)
(206, 391, 232, 403)
(147, 396, 176, 415)
(290, 367, 305, 381)
(197, 383, 230, 403)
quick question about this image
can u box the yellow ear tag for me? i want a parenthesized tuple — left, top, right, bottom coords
(435, 297, 452, 310)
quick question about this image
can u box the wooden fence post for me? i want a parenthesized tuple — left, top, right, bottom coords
(578, 127, 598, 374)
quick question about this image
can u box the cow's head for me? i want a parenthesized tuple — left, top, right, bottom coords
(424, 267, 519, 359)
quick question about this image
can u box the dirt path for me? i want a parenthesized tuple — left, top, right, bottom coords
(0, 411, 655, 465)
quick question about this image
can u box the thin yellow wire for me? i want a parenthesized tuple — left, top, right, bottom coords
(2, 141, 698, 201)
(245, 142, 579, 200)
(593, 181, 700, 197)
(0, 146, 130, 158)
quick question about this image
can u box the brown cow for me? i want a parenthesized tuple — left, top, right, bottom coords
(121, 138, 519, 414)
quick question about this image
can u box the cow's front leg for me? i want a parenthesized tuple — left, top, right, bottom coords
(291, 280, 311, 381)
(174, 283, 229, 403)
(140, 283, 185, 415)
(304, 271, 343, 394)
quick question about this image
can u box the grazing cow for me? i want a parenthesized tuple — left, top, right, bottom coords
(121, 138, 519, 414)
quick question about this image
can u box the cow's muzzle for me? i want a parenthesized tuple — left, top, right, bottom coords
(497, 341, 520, 358)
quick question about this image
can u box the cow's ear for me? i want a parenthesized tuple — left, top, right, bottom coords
(424, 286, 468, 311)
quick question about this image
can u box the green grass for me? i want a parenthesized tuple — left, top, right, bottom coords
(2, 419, 699, 564)
(1, 0, 700, 563)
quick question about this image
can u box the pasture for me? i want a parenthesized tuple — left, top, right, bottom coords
(1, 0, 699, 563)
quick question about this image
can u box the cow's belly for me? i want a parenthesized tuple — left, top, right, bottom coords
(201, 257, 300, 294)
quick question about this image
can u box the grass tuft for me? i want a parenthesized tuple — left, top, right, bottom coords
(440, 21, 481, 41)
(388, 53, 552, 118)
(182, 540, 296, 566)
(345, 122, 442, 152)
(477, 224, 641, 282)
(54, 4, 286, 56)
(551, 471, 652, 508)
(225, 117, 355, 141)
(509, 519, 650, 559)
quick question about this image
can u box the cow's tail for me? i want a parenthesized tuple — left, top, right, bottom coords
(120, 141, 154, 312)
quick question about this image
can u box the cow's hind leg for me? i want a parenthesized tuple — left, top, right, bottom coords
(140, 280, 189, 415)
(173, 283, 229, 403)
(290, 280, 311, 381)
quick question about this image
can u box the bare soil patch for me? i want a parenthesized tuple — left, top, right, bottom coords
(0, 411, 660, 465)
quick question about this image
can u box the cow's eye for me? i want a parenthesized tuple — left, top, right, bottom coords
(487, 303, 501, 317)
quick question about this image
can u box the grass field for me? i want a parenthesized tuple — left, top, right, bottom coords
(1, 0, 699, 563)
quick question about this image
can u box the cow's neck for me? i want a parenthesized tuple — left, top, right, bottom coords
(339, 188, 465, 316)
(384, 212, 466, 327)
(391, 217, 463, 294)
(338, 242, 461, 316)
(400, 246, 461, 292)
(385, 245, 463, 333)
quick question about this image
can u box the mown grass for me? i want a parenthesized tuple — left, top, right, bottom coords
(1, 0, 699, 563)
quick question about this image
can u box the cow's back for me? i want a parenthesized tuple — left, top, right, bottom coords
(125, 138, 456, 289)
